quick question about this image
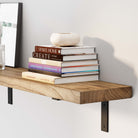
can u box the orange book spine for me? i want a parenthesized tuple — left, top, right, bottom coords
(63, 64, 98, 68)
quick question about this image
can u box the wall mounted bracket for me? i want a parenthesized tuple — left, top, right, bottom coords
(8, 87, 13, 104)
(101, 101, 109, 132)
(52, 98, 61, 101)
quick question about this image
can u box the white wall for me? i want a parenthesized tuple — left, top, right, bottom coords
(0, 0, 137, 138)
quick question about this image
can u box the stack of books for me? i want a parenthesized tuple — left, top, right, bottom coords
(22, 45, 100, 84)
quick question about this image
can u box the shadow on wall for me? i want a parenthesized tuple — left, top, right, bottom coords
(83, 36, 137, 92)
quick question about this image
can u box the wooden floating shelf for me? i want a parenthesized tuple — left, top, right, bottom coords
(0, 67, 132, 104)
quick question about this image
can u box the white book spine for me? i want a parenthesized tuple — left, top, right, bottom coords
(29, 58, 62, 67)
(22, 72, 59, 84)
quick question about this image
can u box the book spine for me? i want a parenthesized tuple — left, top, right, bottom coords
(28, 68, 61, 77)
(35, 46, 61, 55)
(22, 72, 56, 84)
(63, 64, 99, 68)
(29, 57, 62, 67)
(29, 62, 62, 73)
(62, 70, 99, 74)
(32, 52, 63, 61)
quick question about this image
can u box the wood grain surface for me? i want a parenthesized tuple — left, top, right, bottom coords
(0, 67, 132, 104)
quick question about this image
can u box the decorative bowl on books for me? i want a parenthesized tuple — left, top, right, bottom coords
(50, 33, 80, 47)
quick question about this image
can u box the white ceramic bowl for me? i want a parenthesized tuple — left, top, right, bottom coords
(50, 33, 80, 46)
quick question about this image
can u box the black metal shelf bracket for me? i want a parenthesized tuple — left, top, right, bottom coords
(52, 98, 61, 101)
(8, 87, 13, 104)
(101, 101, 109, 132)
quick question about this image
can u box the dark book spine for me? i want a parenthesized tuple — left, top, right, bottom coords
(35, 46, 61, 55)
(32, 52, 63, 61)
(28, 68, 61, 77)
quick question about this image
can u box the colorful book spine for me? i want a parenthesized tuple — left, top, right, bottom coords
(35, 46, 61, 55)
(29, 62, 61, 73)
(63, 64, 98, 68)
(29, 62, 99, 74)
(32, 52, 63, 61)
(28, 68, 61, 77)
(63, 70, 99, 74)
(28, 69, 99, 77)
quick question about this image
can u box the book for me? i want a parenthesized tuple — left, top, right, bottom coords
(22, 71, 99, 84)
(29, 62, 61, 73)
(28, 68, 61, 76)
(28, 62, 99, 73)
(33, 52, 62, 61)
(29, 68, 99, 77)
(33, 52, 97, 61)
(35, 45, 96, 55)
(29, 57, 99, 67)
